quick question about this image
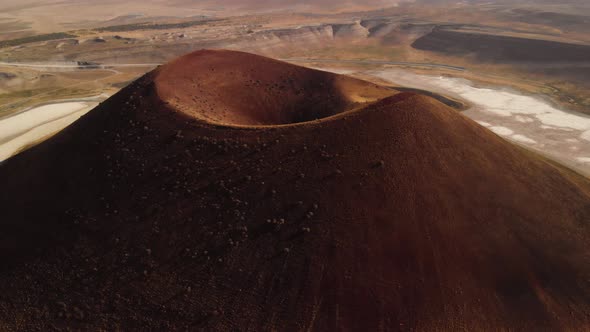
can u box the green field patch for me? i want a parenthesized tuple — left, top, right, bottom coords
(95, 19, 222, 32)
(0, 32, 77, 48)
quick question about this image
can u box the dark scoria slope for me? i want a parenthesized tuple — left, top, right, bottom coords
(1, 50, 590, 331)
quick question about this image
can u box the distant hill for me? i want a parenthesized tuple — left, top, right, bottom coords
(412, 27, 590, 63)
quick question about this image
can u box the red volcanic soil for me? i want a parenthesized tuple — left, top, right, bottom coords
(156, 50, 393, 125)
(1, 50, 590, 331)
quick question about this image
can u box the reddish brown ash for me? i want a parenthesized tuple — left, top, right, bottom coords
(1, 50, 590, 331)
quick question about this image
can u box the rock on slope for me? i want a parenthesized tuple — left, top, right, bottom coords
(1, 50, 590, 331)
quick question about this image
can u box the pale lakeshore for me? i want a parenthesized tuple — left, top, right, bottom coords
(0, 101, 97, 161)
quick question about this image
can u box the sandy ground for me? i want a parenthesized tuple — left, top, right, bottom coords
(0, 101, 96, 161)
(366, 68, 590, 177)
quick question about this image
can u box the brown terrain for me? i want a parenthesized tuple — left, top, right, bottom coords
(412, 27, 590, 63)
(157, 51, 393, 126)
(2, 1, 590, 116)
(1, 50, 590, 331)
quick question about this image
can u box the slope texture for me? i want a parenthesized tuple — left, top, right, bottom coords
(1, 50, 590, 331)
